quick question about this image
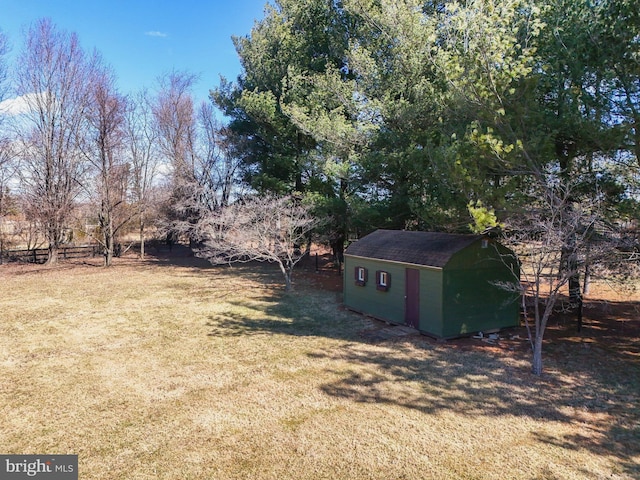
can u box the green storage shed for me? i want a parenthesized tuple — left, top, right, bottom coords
(343, 229, 520, 338)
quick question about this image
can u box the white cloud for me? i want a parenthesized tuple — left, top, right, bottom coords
(145, 31, 168, 38)
(0, 94, 38, 116)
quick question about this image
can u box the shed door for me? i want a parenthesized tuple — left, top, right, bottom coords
(405, 268, 420, 329)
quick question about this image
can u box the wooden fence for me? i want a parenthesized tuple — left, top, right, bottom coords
(0, 245, 100, 264)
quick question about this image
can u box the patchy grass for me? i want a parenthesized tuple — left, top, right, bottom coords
(0, 254, 638, 479)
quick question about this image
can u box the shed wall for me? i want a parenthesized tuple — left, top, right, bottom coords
(343, 256, 407, 325)
(441, 241, 520, 337)
(344, 255, 447, 336)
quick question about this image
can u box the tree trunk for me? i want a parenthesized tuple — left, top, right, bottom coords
(105, 245, 113, 266)
(583, 240, 591, 295)
(101, 206, 114, 267)
(530, 292, 558, 376)
(104, 231, 113, 267)
(279, 262, 293, 292)
(331, 235, 345, 275)
(139, 213, 146, 260)
(561, 228, 581, 305)
(532, 334, 544, 376)
(46, 242, 59, 265)
(634, 114, 640, 170)
(46, 225, 59, 265)
(568, 273, 581, 304)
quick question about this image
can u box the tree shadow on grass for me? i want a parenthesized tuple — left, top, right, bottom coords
(205, 289, 363, 341)
(204, 282, 640, 478)
(314, 340, 638, 472)
(143, 243, 215, 269)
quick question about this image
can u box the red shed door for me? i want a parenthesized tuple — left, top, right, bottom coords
(405, 268, 420, 329)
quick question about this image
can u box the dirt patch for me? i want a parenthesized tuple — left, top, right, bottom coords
(297, 250, 344, 292)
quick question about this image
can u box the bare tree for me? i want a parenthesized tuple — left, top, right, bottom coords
(84, 64, 131, 266)
(196, 195, 317, 291)
(124, 89, 161, 259)
(0, 29, 13, 256)
(153, 72, 243, 244)
(499, 171, 602, 375)
(13, 19, 94, 264)
(0, 138, 17, 256)
(153, 70, 198, 180)
(195, 101, 240, 210)
(152, 71, 199, 241)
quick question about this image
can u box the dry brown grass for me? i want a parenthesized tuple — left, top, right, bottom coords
(0, 254, 638, 479)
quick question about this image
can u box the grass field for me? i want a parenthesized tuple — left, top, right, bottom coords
(1, 252, 638, 479)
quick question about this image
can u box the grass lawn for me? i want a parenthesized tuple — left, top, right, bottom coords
(1, 253, 638, 479)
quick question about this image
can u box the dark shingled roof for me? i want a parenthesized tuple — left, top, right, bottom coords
(344, 229, 483, 268)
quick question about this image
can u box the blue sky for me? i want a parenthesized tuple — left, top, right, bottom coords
(0, 0, 269, 104)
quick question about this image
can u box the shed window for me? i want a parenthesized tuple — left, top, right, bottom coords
(355, 266, 368, 286)
(376, 271, 391, 291)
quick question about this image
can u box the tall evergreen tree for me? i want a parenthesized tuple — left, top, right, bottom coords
(212, 0, 361, 262)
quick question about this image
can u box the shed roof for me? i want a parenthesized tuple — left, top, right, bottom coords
(344, 229, 483, 268)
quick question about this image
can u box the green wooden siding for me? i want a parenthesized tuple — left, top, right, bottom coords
(343, 256, 408, 325)
(441, 240, 520, 337)
(344, 256, 447, 334)
(442, 267, 519, 337)
(417, 268, 443, 336)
